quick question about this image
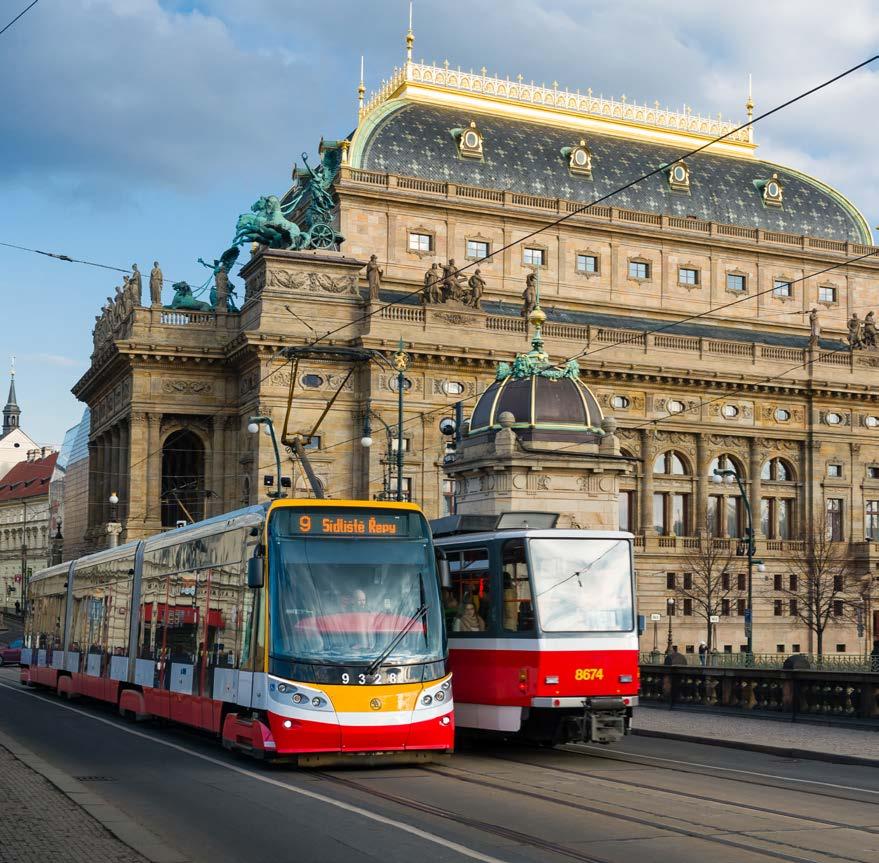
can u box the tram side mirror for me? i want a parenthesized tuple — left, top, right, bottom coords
(435, 548, 451, 588)
(637, 614, 645, 636)
(247, 555, 264, 589)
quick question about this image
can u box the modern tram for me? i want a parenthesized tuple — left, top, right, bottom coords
(432, 512, 638, 746)
(21, 499, 454, 764)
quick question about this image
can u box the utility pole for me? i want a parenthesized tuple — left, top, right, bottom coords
(20, 497, 27, 616)
(392, 339, 409, 502)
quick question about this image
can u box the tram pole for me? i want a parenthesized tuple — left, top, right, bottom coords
(393, 339, 409, 502)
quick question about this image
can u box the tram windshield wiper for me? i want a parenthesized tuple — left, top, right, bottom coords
(366, 604, 429, 677)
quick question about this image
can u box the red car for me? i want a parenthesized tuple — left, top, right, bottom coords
(0, 639, 22, 666)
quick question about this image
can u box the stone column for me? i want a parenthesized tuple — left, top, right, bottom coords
(127, 413, 148, 532)
(639, 428, 655, 534)
(748, 437, 762, 537)
(96, 433, 108, 528)
(210, 417, 225, 517)
(695, 433, 708, 531)
(87, 440, 99, 531)
(145, 413, 162, 530)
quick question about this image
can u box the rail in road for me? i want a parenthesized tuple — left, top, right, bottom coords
(1, 668, 877, 863)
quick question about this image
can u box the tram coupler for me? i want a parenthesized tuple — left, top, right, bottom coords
(581, 697, 628, 745)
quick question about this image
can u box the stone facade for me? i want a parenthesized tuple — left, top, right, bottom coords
(68, 58, 879, 656)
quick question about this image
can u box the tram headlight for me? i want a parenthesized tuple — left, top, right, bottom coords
(421, 694, 433, 706)
(292, 693, 304, 704)
(277, 683, 289, 693)
(441, 680, 451, 691)
(434, 690, 445, 702)
(311, 696, 325, 708)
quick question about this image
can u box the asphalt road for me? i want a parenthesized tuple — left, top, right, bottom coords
(1, 667, 877, 863)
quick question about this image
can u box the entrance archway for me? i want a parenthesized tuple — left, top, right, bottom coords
(161, 429, 206, 528)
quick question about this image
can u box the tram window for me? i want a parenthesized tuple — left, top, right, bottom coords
(446, 547, 492, 633)
(501, 539, 534, 632)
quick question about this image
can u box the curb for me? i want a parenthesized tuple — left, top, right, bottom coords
(632, 727, 879, 768)
(0, 729, 188, 863)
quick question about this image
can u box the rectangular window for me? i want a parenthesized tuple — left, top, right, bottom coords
(819, 285, 838, 304)
(827, 464, 842, 478)
(653, 493, 665, 534)
(666, 572, 676, 590)
(792, 644, 800, 653)
(778, 499, 792, 540)
(774, 599, 783, 616)
(776, 643, 785, 653)
(683, 598, 693, 616)
(390, 438, 411, 453)
(836, 643, 846, 653)
(618, 491, 634, 532)
(833, 600, 844, 617)
(833, 574, 844, 592)
(737, 598, 746, 616)
(773, 279, 792, 298)
(774, 573, 783, 591)
(721, 598, 730, 616)
(869, 467, 879, 480)
(722, 571, 731, 591)
(446, 547, 491, 634)
(303, 435, 321, 451)
(737, 573, 746, 591)
(725, 496, 741, 539)
(789, 574, 798, 591)
(723, 644, 733, 653)
(685, 644, 695, 653)
(683, 573, 693, 590)
(789, 599, 798, 617)
(466, 239, 489, 259)
(866, 500, 879, 540)
(678, 267, 699, 286)
(629, 261, 650, 280)
(826, 498, 844, 541)
(726, 273, 747, 292)
(523, 247, 545, 267)
(408, 232, 432, 253)
(740, 644, 748, 653)
(761, 498, 772, 539)
(576, 254, 598, 274)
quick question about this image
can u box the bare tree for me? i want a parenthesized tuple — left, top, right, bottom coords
(676, 536, 740, 651)
(778, 517, 860, 656)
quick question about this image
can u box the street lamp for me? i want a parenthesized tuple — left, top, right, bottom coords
(712, 468, 765, 657)
(248, 415, 284, 499)
(666, 597, 675, 652)
(361, 405, 394, 500)
(107, 491, 122, 549)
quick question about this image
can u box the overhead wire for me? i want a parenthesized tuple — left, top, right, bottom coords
(0, 0, 38, 38)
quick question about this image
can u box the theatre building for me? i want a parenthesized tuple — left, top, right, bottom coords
(71, 40, 879, 655)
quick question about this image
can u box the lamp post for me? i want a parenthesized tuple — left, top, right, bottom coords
(666, 597, 675, 652)
(392, 340, 410, 502)
(361, 404, 394, 500)
(107, 491, 122, 549)
(712, 468, 765, 657)
(248, 415, 284, 499)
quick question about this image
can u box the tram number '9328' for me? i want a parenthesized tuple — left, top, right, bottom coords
(574, 668, 604, 681)
(341, 672, 399, 685)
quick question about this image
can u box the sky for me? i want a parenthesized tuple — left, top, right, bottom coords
(1, 0, 878, 446)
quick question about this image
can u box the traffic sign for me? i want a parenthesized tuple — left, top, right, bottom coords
(649, 613, 661, 621)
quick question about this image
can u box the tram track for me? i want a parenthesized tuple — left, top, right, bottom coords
(416, 757, 879, 863)
(323, 762, 870, 863)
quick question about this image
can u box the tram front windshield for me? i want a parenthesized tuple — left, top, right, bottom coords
(268, 508, 443, 667)
(530, 538, 634, 632)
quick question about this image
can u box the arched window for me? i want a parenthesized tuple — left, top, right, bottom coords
(760, 458, 796, 539)
(652, 450, 691, 536)
(161, 429, 206, 528)
(761, 457, 794, 482)
(653, 450, 689, 475)
(709, 453, 744, 477)
(619, 448, 637, 532)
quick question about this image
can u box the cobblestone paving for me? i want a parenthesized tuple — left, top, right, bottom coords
(0, 746, 147, 863)
(636, 705, 879, 762)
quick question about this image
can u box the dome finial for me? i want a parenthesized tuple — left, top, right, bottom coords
(405, 1, 414, 62)
(527, 269, 547, 358)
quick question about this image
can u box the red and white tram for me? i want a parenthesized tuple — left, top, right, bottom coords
(433, 512, 638, 745)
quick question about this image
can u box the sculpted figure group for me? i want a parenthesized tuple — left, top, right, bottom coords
(92, 263, 145, 354)
(422, 259, 485, 308)
(848, 312, 878, 350)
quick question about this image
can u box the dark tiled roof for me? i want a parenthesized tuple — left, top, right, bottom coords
(0, 453, 58, 502)
(359, 103, 869, 244)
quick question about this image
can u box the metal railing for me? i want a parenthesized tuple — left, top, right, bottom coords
(640, 650, 878, 672)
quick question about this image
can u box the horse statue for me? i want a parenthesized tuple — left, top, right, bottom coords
(232, 195, 306, 249)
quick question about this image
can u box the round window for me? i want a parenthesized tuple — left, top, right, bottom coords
(825, 412, 842, 425)
(301, 374, 324, 388)
(866, 415, 879, 428)
(390, 377, 412, 392)
(673, 165, 686, 182)
(611, 395, 630, 410)
(774, 408, 791, 422)
(443, 380, 465, 395)
(667, 399, 685, 414)
(722, 404, 739, 419)
(767, 182, 779, 198)
(574, 149, 588, 166)
(464, 131, 479, 149)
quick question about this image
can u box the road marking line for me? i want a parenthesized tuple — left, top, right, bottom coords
(0, 680, 509, 863)
(576, 744, 879, 795)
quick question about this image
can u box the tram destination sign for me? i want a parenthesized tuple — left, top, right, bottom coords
(272, 507, 424, 539)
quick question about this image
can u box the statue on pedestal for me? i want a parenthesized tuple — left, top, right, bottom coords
(521, 271, 538, 318)
(129, 263, 142, 307)
(365, 255, 383, 301)
(150, 261, 163, 306)
(467, 269, 485, 309)
(422, 263, 442, 305)
(808, 308, 820, 345)
(865, 311, 877, 349)
(442, 258, 466, 302)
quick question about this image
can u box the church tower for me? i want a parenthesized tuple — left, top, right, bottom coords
(2, 364, 21, 438)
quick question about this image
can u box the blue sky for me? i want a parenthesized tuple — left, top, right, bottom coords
(2, 0, 878, 445)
